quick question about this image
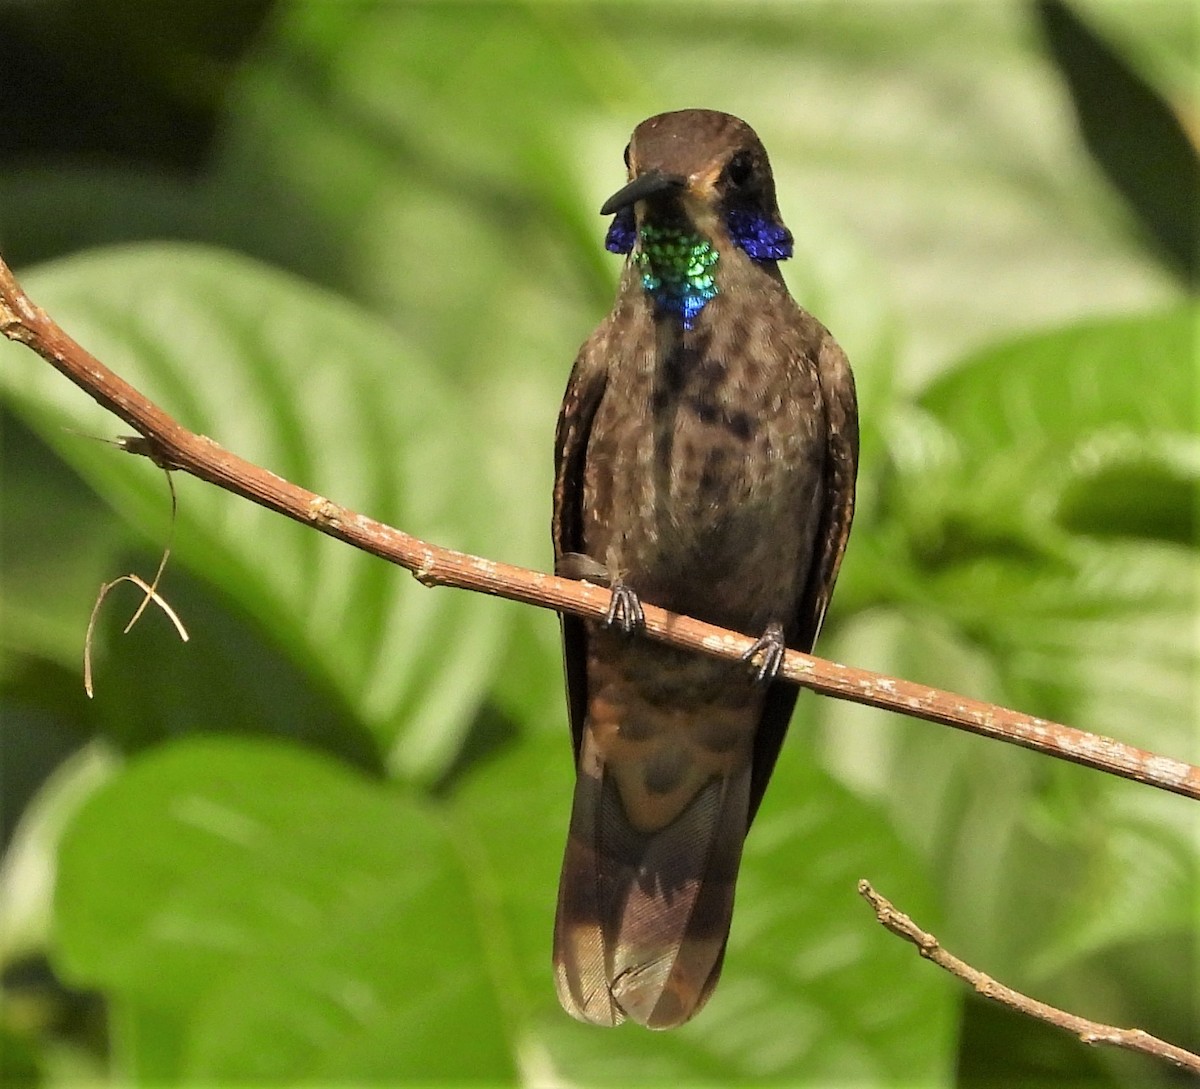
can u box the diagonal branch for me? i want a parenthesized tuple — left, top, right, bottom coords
(1, 253, 1198, 802)
(858, 881, 1200, 1076)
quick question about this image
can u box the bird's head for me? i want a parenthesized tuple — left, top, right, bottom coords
(602, 109, 793, 263)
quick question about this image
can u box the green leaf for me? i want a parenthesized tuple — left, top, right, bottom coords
(6, 6, 1195, 1083)
(0, 244, 508, 782)
(896, 309, 1199, 758)
(0, 742, 116, 963)
(81, 559, 383, 770)
(956, 992, 1121, 1089)
(1072, 0, 1199, 105)
(451, 725, 955, 1086)
(52, 738, 517, 1083)
(898, 305, 1198, 555)
(0, 411, 126, 670)
(603, 4, 1183, 381)
(920, 304, 1195, 456)
(215, 3, 619, 366)
(1037, 0, 1200, 284)
(825, 306, 1199, 1081)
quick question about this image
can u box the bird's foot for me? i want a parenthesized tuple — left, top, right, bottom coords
(555, 554, 644, 635)
(742, 620, 786, 683)
(604, 580, 645, 635)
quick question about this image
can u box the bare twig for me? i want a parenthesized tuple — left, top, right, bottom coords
(83, 574, 189, 698)
(857, 881, 1200, 1076)
(1, 253, 1198, 800)
(82, 463, 183, 696)
(119, 463, 178, 634)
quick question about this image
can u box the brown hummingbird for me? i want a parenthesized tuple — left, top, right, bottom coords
(551, 109, 858, 1029)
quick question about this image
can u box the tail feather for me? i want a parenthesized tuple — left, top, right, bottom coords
(553, 734, 750, 1029)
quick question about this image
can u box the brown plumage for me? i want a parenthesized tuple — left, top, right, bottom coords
(552, 109, 858, 1029)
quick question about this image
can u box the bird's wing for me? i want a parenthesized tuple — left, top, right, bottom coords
(749, 332, 859, 820)
(795, 335, 859, 650)
(552, 336, 609, 762)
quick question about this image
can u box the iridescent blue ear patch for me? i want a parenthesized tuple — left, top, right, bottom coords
(725, 207, 793, 261)
(605, 207, 637, 254)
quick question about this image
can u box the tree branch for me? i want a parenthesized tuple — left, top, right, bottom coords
(857, 881, 1200, 1076)
(2, 253, 1198, 801)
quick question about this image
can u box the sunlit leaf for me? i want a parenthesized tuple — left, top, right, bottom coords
(451, 726, 955, 1086)
(0, 245, 507, 782)
(53, 738, 517, 1082)
(822, 306, 1198, 1077)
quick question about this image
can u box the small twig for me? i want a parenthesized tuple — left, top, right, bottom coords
(83, 574, 189, 698)
(119, 465, 178, 633)
(1, 253, 1198, 799)
(857, 881, 1200, 1077)
(76, 449, 182, 695)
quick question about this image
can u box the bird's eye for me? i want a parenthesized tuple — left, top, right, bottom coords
(725, 151, 754, 188)
(622, 143, 631, 169)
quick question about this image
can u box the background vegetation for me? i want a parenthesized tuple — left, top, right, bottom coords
(0, 2, 1195, 1086)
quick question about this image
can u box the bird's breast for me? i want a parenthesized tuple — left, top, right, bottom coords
(583, 300, 824, 633)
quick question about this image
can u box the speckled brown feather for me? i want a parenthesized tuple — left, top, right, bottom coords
(552, 109, 858, 1029)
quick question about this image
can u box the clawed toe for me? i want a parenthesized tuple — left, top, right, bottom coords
(742, 620, 786, 683)
(604, 581, 645, 635)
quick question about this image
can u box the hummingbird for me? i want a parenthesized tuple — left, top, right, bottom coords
(551, 109, 858, 1029)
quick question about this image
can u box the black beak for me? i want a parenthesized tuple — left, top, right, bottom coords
(600, 169, 687, 215)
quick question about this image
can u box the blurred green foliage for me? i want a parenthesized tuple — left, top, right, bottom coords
(0, 2, 1196, 1086)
